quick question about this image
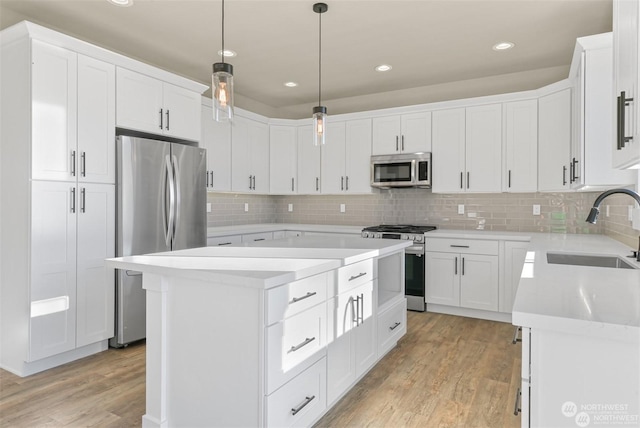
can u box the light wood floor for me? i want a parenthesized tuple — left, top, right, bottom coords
(0, 312, 521, 427)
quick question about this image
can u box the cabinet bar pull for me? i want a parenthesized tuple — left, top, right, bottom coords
(450, 245, 469, 248)
(508, 170, 511, 188)
(165, 109, 170, 130)
(401, 135, 405, 151)
(346, 176, 349, 191)
(617, 91, 634, 149)
(348, 272, 367, 281)
(316, 177, 319, 191)
(249, 175, 252, 190)
(159, 108, 163, 129)
(467, 171, 470, 189)
(290, 291, 317, 303)
(395, 135, 399, 151)
(287, 337, 315, 353)
(389, 321, 401, 331)
(572, 157, 579, 181)
(218, 242, 232, 246)
(291, 395, 316, 416)
(70, 150, 76, 176)
(210, 171, 214, 187)
(357, 293, 364, 324)
(253, 238, 265, 241)
(462, 257, 465, 275)
(81, 152, 86, 177)
(617, 94, 623, 150)
(206, 171, 210, 187)
(460, 172, 463, 189)
(252, 176, 256, 190)
(513, 387, 522, 416)
(341, 176, 344, 191)
(70, 187, 76, 213)
(512, 326, 522, 344)
(291, 177, 294, 192)
(454, 257, 458, 275)
(80, 187, 86, 213)
(562, 165, 567, 186)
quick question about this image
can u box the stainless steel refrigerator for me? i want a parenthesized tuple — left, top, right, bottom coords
(111, 135, 206, 347)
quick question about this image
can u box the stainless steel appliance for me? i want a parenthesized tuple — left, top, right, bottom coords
(361, 224, 437, 311)
(370, 152, 431, 188)
(112, 135, 206, 347)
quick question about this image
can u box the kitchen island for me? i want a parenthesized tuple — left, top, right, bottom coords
(106, 236, 411, 428)
(511, 234, 640, 427)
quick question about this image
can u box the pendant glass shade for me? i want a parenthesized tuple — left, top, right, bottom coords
(313, 105, 327, 146)
(212, 62, 234, 122)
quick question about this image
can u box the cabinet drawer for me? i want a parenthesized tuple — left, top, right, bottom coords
(265, 357, 327, 428)
(266, 303, 327, 394)
(336, 259, 374, 294)
(241, 231, 273, 243)
(425, 238, 498, 255)
(207, 235, 241, 246)
(377, 298, 407, 356)
(266, 272, 328, 326)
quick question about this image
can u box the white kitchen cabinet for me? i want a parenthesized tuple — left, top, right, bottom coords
(538, 88, 572, 192)
(501, 241, 529, 314)
(372, 112, 431, 155)
(504, 100, 538, 192)
(232, 116, 270, 193)
(613, 0, 640, 169)
(31, 42, 116, 185)
(270, 125, 298, 194)
(432, 105, 502, 193)
(570, 34, 636, 189)
(425, 238, 499, 312)
(321, 119, 373, 194)
(297, 125, 322, 194)
(201, 104, 232, 191)
(116, 67, 201, 142)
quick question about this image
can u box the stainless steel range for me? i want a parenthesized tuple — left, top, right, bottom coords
(361, 224, 437, 311)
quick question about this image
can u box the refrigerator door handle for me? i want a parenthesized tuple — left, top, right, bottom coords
(163, 155, 176, 246)
(172, 154, 180, 243)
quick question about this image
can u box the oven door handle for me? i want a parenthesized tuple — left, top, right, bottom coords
(405, 244, 425, 255)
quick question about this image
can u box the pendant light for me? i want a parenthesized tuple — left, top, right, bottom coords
(212, 0, 234, 122)
(312, 3, 328, 146)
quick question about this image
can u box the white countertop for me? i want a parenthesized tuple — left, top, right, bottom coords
(511, 233, 640, 341)
(425, 229, 532, 241)
(107, 237, 410, 290)
(207, 223, 364, 238)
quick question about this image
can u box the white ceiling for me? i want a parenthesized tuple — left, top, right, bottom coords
(0, 0, 612, 118)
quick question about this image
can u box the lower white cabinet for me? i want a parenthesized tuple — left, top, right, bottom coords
(425, 238, 499, 312)
(26, 181, 115, 363)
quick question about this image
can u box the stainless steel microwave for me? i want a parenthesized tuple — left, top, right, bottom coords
(370, 153, 431, 188)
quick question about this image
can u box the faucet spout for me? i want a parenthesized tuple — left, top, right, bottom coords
(585, 188, 640, 225)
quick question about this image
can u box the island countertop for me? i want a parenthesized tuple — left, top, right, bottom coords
(511, 233, 640, 341)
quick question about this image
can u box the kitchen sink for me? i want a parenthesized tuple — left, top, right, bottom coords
(546, 252, 637, 269)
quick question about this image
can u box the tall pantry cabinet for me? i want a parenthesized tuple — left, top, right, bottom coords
(1, 29, 115, 376)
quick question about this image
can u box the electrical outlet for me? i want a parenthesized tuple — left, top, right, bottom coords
(244, 203, 249, 212)
(288, 203, 293, 212)
(533, 204, 540, 216)
(340, 204, 346, 213)
(206, 203, 212, 213)
(606, 205, 610, 217)
(629, 205, 634, 221)
(458, 204, 464, 215)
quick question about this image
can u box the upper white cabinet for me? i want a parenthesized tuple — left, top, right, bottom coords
(270, 125, 298, 194)
(570, 34, 636, 189)
(538, 88, 572, 192)
(372, 112, 431, 155)
(31, 40, 116, 184)
(503, 100, 538, 192)
(432, 104, 502, 193)
(232, 116, 269, 193)
(116, 68, 201, 142)
(201, 103, 232, 191)
(321, 119, 373, 194)
(297, 125, 322, 194)
(613, 0, 640, 168)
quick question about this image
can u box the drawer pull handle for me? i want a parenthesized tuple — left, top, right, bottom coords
(512, 326, 522, 344)
(389, 321, 401, 331)
(291, 395, 316, 416)
(450, 245, 470, 248)
(253, 238, 266, 241)
(514, 387, 521, 416)
(291, 292, 317, 303)
(288, 337, 315, 354)
(218, 242, 232, 246)
(348, 272, 367, 281)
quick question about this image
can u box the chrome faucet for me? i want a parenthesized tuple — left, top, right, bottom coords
(586, 188, 640, 262)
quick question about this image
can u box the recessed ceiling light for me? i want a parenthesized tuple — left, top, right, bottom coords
(107, 0, 133, 6)
(375, 64, 392, 72)
(493, 42, 515, 51)
(284, 82, 298, 88)
(217, 49, 237, 58)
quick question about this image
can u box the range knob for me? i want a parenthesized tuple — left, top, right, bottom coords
(415, 235, 424, 243)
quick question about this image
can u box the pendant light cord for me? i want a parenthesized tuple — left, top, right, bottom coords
(318, 9, 322, 106)
(221, 0, 225, 64)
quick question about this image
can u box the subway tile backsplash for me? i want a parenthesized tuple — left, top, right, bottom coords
(206, 189, 639, 247)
